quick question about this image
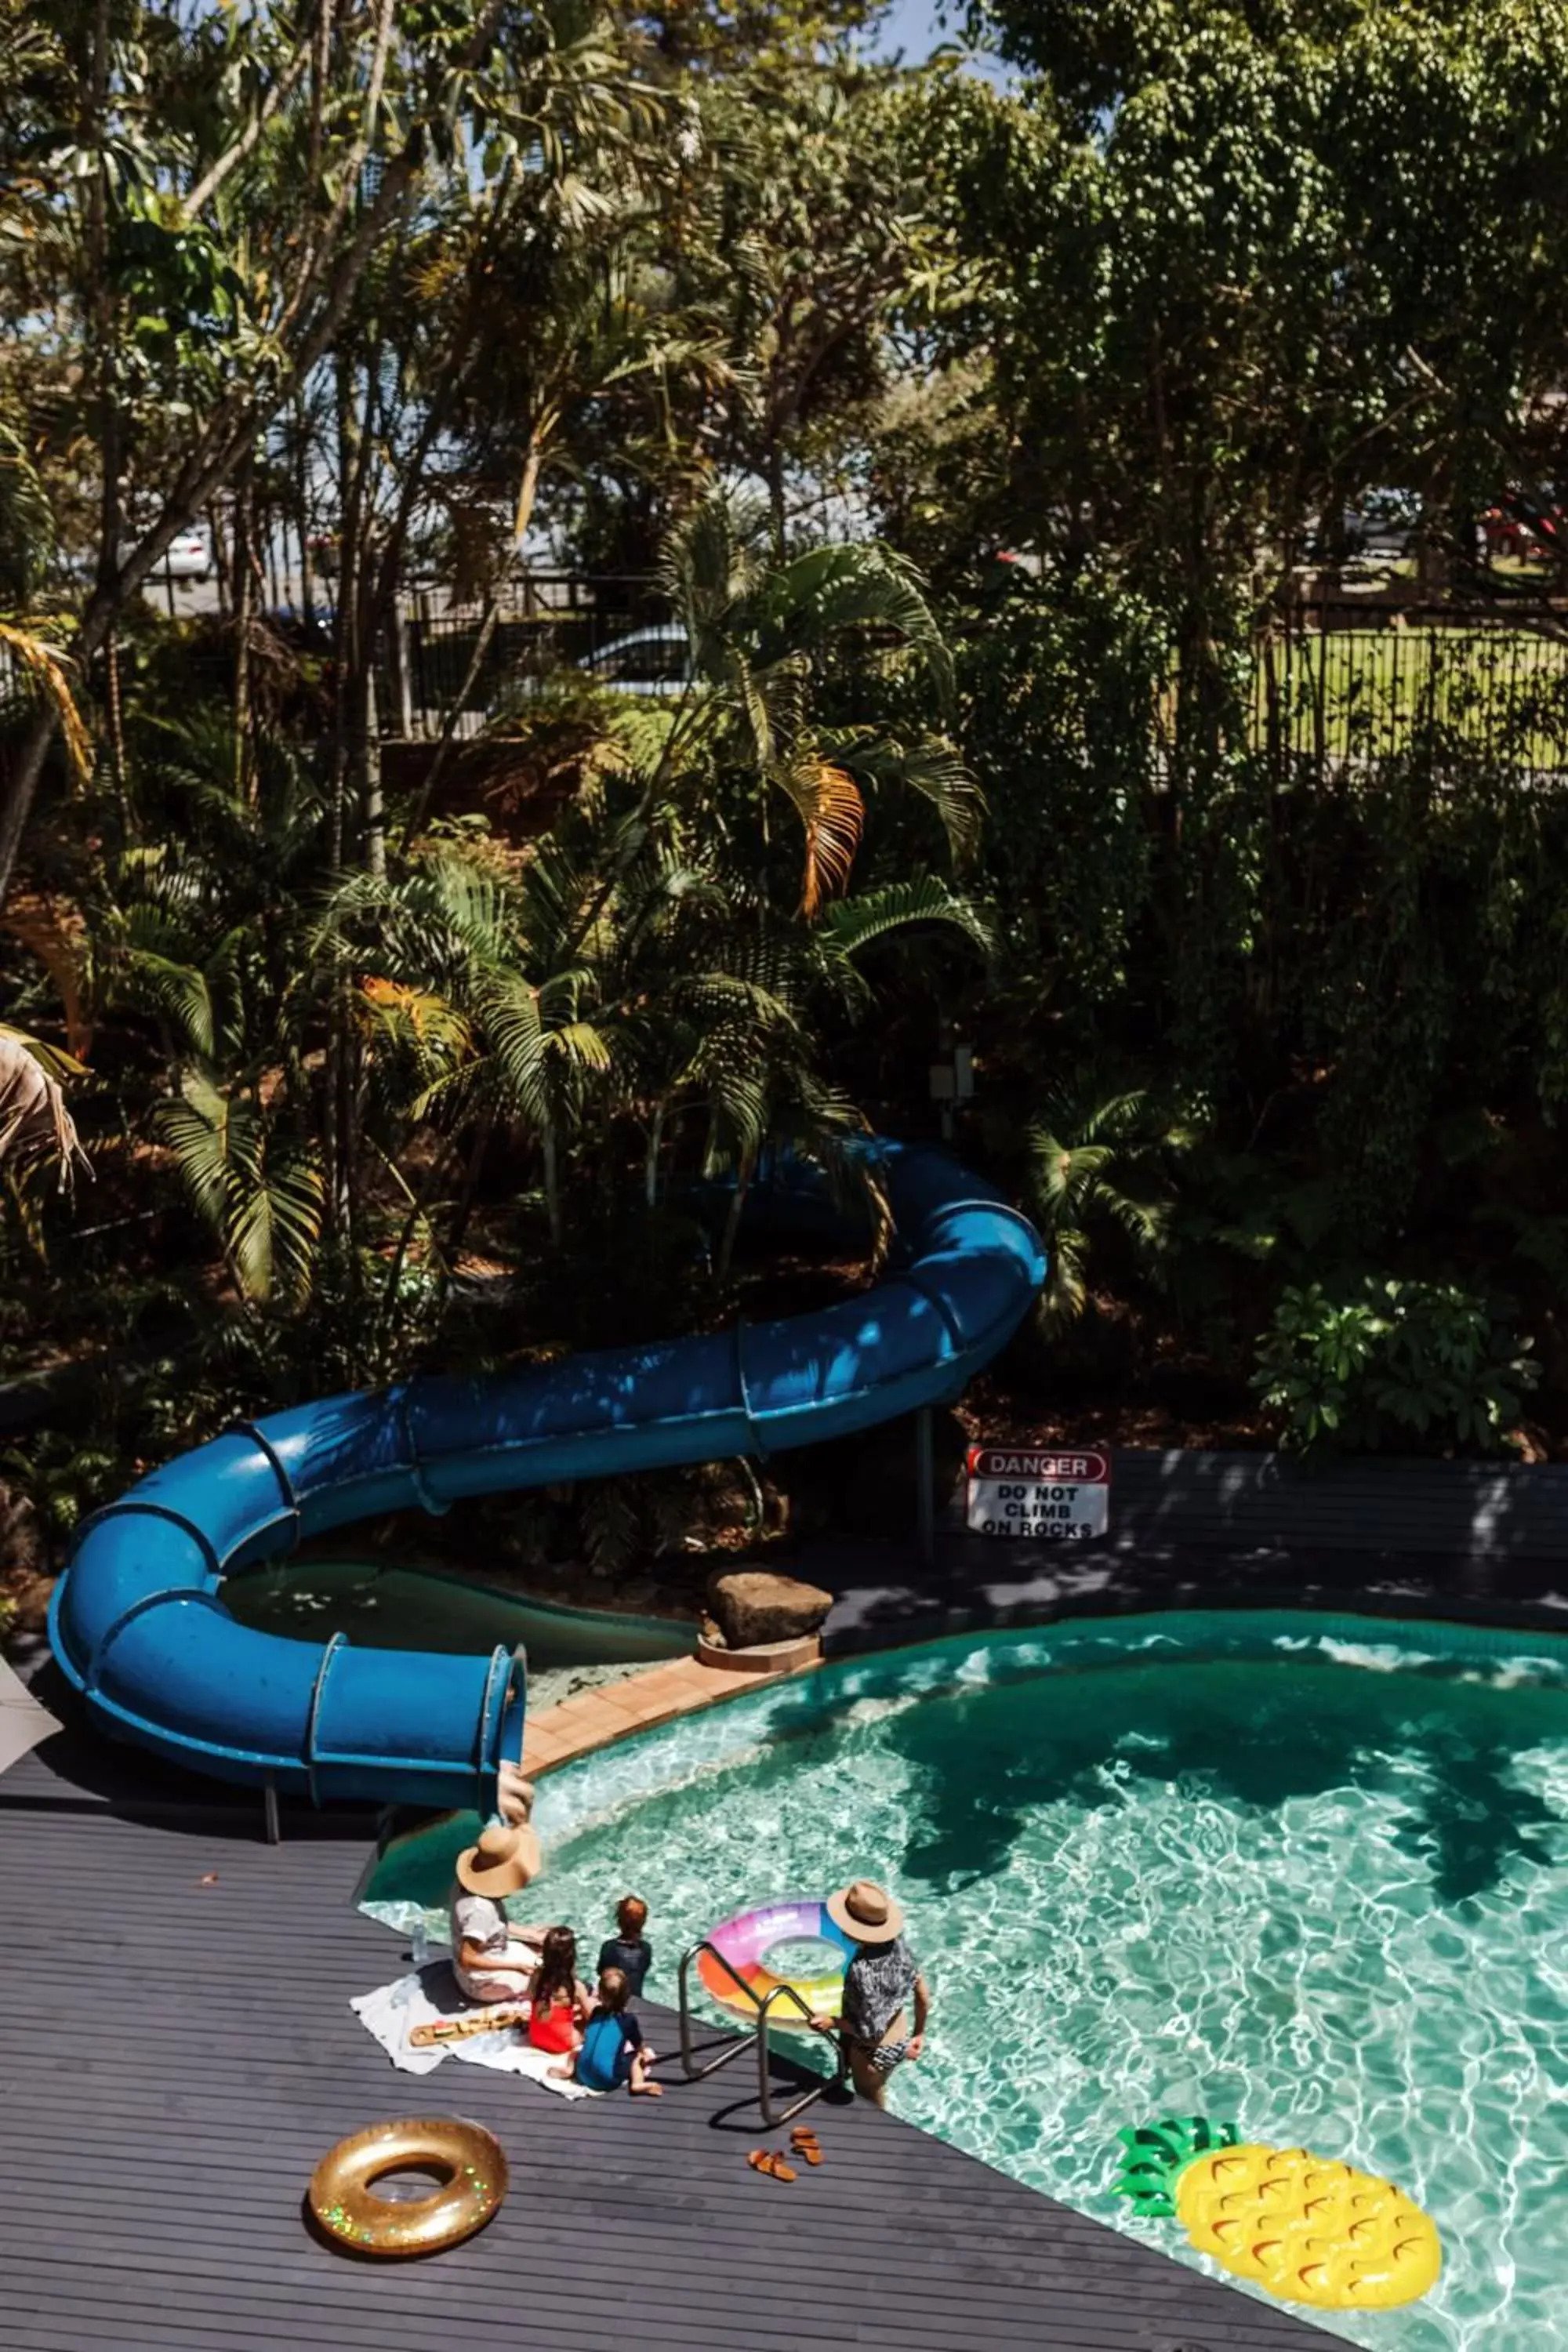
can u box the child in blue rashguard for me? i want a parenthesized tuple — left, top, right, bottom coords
(564, 1967, 662, 2096)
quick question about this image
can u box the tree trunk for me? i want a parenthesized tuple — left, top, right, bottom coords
(358, 657, 386, 878)
(234, 470, 256, 799)
(644, 1101, 667, 1209)
(716, 1145, 756, 1283)
(103, 630, 126, 793)
(210, 498, 232, 623)
(0, 705, 59, 904)
(445, 1105, 496, 1261)
(542, 1123, 563, 1248)
(765, 444, 787, 557)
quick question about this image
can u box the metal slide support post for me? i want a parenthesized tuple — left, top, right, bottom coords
(263, 1773, 281, 1845)
(916, 1406, 935, 1568)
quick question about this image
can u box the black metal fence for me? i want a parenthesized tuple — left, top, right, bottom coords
(384, 585, 1568, 788)
(1252, 601, 1568, 783)
(390, 574, 672, 735)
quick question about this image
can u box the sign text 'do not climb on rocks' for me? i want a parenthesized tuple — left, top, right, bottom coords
(964, 1447, 1111, 1541)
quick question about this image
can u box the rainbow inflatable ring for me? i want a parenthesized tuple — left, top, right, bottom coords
(697, 1898, 858, 2031)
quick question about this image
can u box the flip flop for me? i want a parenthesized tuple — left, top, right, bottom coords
(789, 2128, 823, 2165)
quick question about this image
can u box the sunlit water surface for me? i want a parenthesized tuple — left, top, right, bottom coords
(365, 1613, 1568, 2350)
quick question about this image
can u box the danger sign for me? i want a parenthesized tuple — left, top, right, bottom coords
(965, 1446, 1110, 1541)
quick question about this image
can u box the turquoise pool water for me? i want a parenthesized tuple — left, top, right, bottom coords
(362, 1612, 1568, 2350)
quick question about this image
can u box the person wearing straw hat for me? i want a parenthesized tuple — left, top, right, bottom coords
(449, 1820, 548, 2003)
(812, 1878, 930, 2108)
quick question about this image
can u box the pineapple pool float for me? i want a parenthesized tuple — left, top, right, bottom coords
(1111, 2114, 1441, 2313)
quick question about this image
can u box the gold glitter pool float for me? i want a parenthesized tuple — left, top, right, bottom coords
(308, 2117, 508, 2256)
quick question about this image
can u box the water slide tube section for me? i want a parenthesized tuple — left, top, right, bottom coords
(49, 1141, 1045, 1808)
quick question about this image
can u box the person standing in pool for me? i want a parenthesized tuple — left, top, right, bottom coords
(812, 1878, 929, 2108)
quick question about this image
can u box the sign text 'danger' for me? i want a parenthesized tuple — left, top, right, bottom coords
(966, 1448, 1109, 1484)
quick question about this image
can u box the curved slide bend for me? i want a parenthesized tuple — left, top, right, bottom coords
(50, 1140, 1045, 1810)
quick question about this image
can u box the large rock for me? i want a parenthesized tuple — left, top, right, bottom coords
(705, 1569, 833, 1651)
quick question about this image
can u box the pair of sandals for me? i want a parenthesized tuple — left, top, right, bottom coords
(748, 2126, 823, 2181)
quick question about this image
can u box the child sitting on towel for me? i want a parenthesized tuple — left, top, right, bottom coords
(596, 1893, 652, 1997)
(555, 1966, 662, 2095)
(526, 1926, 593, 2057)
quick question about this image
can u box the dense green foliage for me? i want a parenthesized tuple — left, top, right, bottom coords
(6, 0, 1568, 1605)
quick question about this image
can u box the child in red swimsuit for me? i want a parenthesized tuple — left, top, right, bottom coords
(527, 1926, 591, 2056)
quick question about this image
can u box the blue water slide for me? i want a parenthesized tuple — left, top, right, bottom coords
(49, 1140, 1045, 1809)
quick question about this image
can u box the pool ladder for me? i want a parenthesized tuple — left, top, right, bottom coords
(676, 1940, 845, 2128)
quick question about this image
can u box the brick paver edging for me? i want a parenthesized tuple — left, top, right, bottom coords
(520, 1646, 820, 1777)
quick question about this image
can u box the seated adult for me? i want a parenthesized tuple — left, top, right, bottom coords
(448, 1820, 546, 2003)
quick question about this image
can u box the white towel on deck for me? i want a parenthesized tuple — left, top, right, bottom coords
(350, 1962, 598, 2096)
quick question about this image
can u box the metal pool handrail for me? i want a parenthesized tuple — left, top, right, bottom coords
(677, 1939, 844, 2128)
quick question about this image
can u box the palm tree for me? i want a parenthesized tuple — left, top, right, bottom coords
(1025, 1088, 1196, 1330)
(100, 717, 331, 1307)
(655, 491, 983, 917)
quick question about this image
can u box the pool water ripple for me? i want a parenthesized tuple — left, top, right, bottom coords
(366, 1613, 1568, 2350)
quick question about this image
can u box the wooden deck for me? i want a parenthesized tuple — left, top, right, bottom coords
(0, 1719, 1341, 2352)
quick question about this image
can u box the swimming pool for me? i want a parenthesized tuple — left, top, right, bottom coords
(361, 1610, 1568, 2350)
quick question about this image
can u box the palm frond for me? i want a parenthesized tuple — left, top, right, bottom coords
(825, 727, 985, 866)
(126, 949, 218, 1059)
(816, 878, 994, 964)
(358, 976, 474, 1059)
(774, 757, 865, 916)
(0, 622, 90, 782)
(227, 1146, 324, 1308)
(2, 891, 93, 1059)
(158, 1071, 321, 1306)
(1025, 1087, 1194, 1324)
(0, 1025, 90, 1191)
(754, 543, 955, 705)
(0, 416, 56, 600)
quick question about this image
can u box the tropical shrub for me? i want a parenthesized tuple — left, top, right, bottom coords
(1024, 1086, 1195, 1330)
(1252, 1276, 1537, 1455)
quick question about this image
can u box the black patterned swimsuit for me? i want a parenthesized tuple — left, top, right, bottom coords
(841, 1938, 918, 2072)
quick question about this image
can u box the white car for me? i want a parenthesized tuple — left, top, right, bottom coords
(586, 626, 692, 697)
(121, 529, 212, 584)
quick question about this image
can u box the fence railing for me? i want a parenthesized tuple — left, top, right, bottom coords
(383, 586, 1568, 783)
(1252, 601, 1568, 782)
(13, 579, 1568, 790)
(388, 574, 673, 738)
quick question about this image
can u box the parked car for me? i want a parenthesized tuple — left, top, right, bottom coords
(119, 528, 213, 583)
(1305, 490, 1421, 564)
(585, 625, 691, 696)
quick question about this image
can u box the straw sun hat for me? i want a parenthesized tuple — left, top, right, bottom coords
(455, 1820, 542, 1899)
(826, 1878, 905, 1945)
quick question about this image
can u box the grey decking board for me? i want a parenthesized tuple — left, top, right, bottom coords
(3, 1737, 1340, 2352)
